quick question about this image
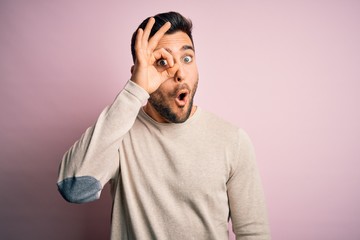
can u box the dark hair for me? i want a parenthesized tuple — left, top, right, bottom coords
(131, 11, 194, 63)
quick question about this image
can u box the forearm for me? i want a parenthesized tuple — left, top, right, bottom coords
(57, 80, 149, 203)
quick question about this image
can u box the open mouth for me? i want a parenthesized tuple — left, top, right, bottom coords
(175, 90, 189, 107)
(179, 92, 187, 101)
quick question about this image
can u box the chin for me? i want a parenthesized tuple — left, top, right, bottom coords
(168, 106, 193, 123)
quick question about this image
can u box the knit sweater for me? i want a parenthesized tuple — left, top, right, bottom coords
(57, 80, 270, 239)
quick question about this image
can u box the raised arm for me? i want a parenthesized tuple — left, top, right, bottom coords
(57, 18, 173, 203)
(57, 81, 149, 203)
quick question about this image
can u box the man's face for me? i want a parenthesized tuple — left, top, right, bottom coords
(146, 31, 199, 123)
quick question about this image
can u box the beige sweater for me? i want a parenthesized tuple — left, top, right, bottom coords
(57, 80, 270, 240)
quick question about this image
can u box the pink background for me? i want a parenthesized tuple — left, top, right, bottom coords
(1, 1, 359, 239)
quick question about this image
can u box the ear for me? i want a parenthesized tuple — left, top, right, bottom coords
(130, 65, 134, 74)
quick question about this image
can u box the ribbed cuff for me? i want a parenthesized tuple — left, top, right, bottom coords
(124, 80, 150, 104)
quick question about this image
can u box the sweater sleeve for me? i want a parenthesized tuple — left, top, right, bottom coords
(57, 80, 149, 203)
(227, 129, 271, 239)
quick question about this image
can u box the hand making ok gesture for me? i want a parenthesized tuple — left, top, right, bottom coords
(130, 18, 176, 94)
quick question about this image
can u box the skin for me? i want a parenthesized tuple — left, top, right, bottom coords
(131, 18, 199, 123)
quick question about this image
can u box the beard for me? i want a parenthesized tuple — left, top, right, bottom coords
(148, 80, 198, 123)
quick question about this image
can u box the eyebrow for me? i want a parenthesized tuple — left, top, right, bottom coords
(161, 45, 195, 53)
(182, 45, 195, 52)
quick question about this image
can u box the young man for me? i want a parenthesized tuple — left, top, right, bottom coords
(57, 12, 270, 239)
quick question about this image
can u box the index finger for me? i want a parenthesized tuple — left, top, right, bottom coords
(141, 17, 155, 47)
(148, 22, 171, 51)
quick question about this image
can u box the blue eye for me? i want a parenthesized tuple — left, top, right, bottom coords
(183, 56, 192, 63)
(157, 59, 168, 67)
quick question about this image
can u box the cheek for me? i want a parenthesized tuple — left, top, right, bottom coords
(158, 81, 173, 92)
(186, 64, 198, 75)
(153, 82, 173, 98)
(188, 67, 199, 82)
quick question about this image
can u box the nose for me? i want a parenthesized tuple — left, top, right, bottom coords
(170, 63, 185, 82)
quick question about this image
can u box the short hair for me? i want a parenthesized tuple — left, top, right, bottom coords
(131, 11, 194, 63)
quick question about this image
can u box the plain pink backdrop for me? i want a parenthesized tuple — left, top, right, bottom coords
(1, 1, 359, 239)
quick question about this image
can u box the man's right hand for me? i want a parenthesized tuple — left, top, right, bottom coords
(130, 18, 174, 94)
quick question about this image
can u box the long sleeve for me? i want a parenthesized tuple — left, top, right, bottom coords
(227, 129, 271, 239)
(57, 80, 149, 203)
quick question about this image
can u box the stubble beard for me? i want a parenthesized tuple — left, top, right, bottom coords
(148, 81, 198, 123)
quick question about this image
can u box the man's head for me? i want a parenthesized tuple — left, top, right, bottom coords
(131, 12, 194, 64)
(131, 12, 199, 124)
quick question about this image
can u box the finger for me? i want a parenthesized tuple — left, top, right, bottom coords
(142, 17, 155, 47)
(152, 48, 174, 67)
(164, 63, 180, 78)
(159, 63, 180, 81)
(134, 28, 145, 64)
(148, 22, 171, 51)
(135, 28, 143, 53)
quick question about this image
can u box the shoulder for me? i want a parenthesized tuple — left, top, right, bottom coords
(198, 108, 238, 132)
(196, 109, 255, 172)
(196, 108, 249, 143)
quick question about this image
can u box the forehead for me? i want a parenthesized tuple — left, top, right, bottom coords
(155, 31, 193, 51)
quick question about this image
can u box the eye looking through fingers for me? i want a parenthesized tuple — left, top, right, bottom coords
(153, 48, 174, 70)
(157, 59, 168, 67)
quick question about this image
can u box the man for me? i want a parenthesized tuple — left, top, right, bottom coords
(57, 11, 270, 239)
